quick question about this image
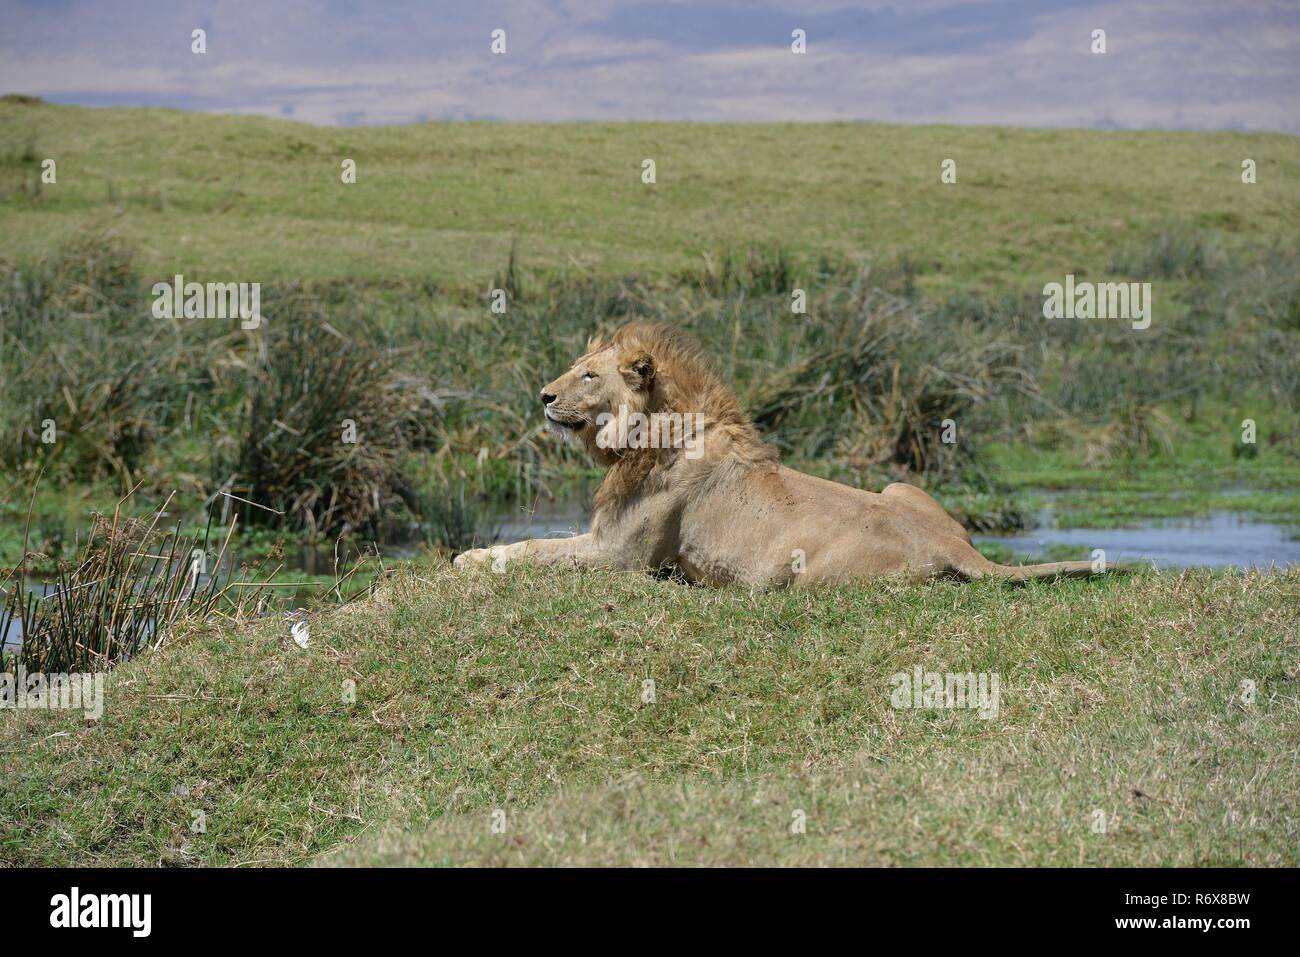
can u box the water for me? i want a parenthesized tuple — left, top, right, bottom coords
(491, 502, 588, 543)
(1, 580, 56, 649)
(974, 511, 1299, 570)
(483, 503, 1298, 571)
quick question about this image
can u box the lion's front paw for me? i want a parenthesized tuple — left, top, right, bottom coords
(453, 547, 492, 569)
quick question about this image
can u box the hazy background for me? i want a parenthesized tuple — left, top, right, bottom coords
(1, 0, 1297, 130)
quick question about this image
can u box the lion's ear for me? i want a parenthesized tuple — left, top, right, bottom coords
(586, 332, 606, 352)
(618, 349, 655, 389)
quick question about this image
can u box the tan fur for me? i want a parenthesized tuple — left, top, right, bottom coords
(454, 322, 1101, 586)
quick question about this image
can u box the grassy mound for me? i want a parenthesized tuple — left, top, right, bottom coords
(2, 564, 1295, 866)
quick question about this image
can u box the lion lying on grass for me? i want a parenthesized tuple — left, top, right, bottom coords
(454, 322, 1099, 586)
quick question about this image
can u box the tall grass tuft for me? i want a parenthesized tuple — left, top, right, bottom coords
(0, 235, 198, 486)
(1107, 230, 1224, 279)
(215, 307, 440, 536)
(0, 495, 267, 674)
(682, 245, 800, 296)
(748, 287, 1034, 484)
(1083, 401, 1177, 464)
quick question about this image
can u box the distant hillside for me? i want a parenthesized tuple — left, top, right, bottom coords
(0, 98, 1297, 294)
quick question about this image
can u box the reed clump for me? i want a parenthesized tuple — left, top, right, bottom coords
(214, 309, 441, 537)
(1, 497, 265, 673)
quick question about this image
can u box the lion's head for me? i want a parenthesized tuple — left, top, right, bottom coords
(540, 322, 776, 479)
(540, 336, 655, 463)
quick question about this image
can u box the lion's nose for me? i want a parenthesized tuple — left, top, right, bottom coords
(541, 392, 557, 406)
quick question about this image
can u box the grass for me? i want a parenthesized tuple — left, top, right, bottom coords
(3, 228, 1297, 568)
(217, 306, 439, 536)
(746, 285, 1032, 482)
(1, 562, 1295, 866)
(0, 501, 236, 673)
(2, 99, 1299, 294)
(2, 101, 1297, 553)
(0, 486, 387, 672)
(985, 436, 1300, 530)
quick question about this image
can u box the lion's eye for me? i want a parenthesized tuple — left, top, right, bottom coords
(582, 371, 597, 381)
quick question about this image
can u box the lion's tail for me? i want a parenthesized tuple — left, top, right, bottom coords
(950, 546, 1105, 583)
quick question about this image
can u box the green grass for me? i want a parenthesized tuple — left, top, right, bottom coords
(3, 99, 1298, 293)
(3, 101, 1297, 545)
(984, 432, 1300, 529)
(2, 229, 1296, 567)
(2, 562, 1296, 866)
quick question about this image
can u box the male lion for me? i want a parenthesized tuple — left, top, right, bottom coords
(454, 322, 1099, 586)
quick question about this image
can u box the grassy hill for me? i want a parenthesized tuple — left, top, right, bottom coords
(2, 97, 1298, 292)
(2, 563, 1296, 867)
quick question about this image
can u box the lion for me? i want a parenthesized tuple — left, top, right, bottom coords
(454, 322, 1101, 586)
